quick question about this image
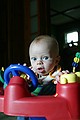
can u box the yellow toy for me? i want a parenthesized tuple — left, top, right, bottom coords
(60, 72, 80, 84)
(60, 52, 80, 84)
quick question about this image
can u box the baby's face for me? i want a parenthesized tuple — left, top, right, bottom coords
(29, 40, 59, 76)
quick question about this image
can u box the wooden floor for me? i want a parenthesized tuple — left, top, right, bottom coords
(0, 112, 17, 120)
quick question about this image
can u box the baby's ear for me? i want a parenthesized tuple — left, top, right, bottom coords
(55, 56, 61, 65)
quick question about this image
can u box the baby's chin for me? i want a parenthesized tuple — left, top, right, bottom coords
(38, 71, 49, 76)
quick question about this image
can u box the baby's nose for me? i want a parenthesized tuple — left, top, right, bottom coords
(37, 60, 43, 65)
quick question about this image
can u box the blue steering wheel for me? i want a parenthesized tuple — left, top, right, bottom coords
(4, 64, 38, 91)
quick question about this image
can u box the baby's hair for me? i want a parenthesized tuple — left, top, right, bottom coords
(29, 35, 59, 57)
(33, 35, 56, 43)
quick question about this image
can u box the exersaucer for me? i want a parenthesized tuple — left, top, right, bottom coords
(0, 52, 80, 120)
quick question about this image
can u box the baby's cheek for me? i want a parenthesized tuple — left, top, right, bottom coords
(48, 63, 55, 71)
(33, 65, 37, 72)
(45, 63, 52, 71)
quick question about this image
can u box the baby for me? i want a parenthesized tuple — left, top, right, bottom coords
(29, 35, 61, 95)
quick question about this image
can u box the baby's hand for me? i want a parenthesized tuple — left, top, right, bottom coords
(55, 70, 69, 84)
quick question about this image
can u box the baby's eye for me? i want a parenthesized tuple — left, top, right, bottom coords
(42, 56, 49, 60)
(31, 57, 37, 61)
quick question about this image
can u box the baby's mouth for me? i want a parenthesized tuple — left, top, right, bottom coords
(37, 67, 45, 73)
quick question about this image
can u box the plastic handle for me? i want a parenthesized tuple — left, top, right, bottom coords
(4, 64, 38, 89)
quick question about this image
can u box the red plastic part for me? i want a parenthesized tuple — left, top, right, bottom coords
(0, 76, 80, 120)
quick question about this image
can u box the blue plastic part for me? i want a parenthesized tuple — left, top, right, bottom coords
(17, 116, 46, 120)
(4, 64, 38, 90)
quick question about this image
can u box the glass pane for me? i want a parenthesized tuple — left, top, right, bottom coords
(30, 0, 37, 16)
(67, 31, 78, 43)
(31, 17, 38, 33)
